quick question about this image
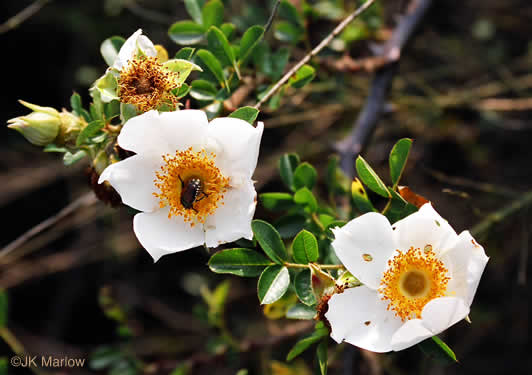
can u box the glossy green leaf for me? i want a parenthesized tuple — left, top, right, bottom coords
(175, 47, 195, 60)
(207, 26, 237, 70)
(174, 83, 191, 99)
(274, 21, 304, 43)
(355, 156, 391, 198)
(120, 103, 137, 123)
(286, 303, 316, 320)
(385, 189, 418, 224)
(252, 220, 288, 263)
(260, 192, 295, 211)
(280, 0, 304, 27)
(196, 49, 227, 89)
(219, 22, 235, 39)
(292, 230, 319, 264)
(274, 214, 307, 239)
(163, 59, 202, 86)
(76, 120, 105, 146)
(257, 265, 290, 305)
(0, 290, 7, 327)
(294, 269, 316, 306)
(294, 187, 318, 213)
(316, 340, 328, 375)
(93, 71, 119, 102)
(289, 64, 316, 89)
(168, 21, 205, 45)
(202, 0, 224, 28)
(286, 322, 328, 361)
(63, 150, 87, 166)
(419, 336, 458, 365)
(238, 25, 265, 65)
(389, 138, 413, 188)
(100, 36, 125, 66)
(184, 0, 203, 24)
(190, 79, 217, 101)
(293, 162, 318, 190)
(228, 106, 259, 124)
(70, 92, 83, 117)
(351, 177, 376, 213)
(208, 248, 273, 277)
(279, 153, 300, 191)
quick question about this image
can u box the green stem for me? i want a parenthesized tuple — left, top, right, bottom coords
(284, 262, 345, 270)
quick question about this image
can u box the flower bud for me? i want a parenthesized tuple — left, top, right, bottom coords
(56, 110, 85, 145)
(7, 100, 61, 146)
(310, 263, 336, 301)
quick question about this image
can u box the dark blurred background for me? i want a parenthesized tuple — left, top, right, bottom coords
(0, 0, 530, 374)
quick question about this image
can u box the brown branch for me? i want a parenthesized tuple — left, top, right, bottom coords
(0, 192, 97, 261)
(0, 0, 52, 34)
(475, 97, 532, 111)
(335, 0, 433, 177)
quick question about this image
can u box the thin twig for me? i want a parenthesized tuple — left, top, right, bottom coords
(0, 0, 52, 34)
(254, 0, 377, 109)
(471, 190, 532, 238)
(0, 192, 97, 260)
(336, 0, 433, 177)
(264, 0, 282, 34)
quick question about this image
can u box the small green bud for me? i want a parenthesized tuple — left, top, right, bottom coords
(309, 263, 336, 300)
(56, 111, 86, 145)
(7, 101, 61, 146)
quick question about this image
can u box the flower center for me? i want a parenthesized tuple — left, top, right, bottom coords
(153, 147, 229, 226)
(118, 56, 179, 112)
(379, 246, 449, 321)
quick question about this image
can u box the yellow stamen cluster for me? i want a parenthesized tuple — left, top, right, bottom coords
(153, 147, 229, 226)
(118, 56, 179, 112)
(379, 246, 450, 321)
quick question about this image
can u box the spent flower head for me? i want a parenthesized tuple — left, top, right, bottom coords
(325, 203, 489, 352)
(98, 110, 263, 261)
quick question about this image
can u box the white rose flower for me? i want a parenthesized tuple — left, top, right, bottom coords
(325, 203, 489, 352)
(98, 110, 264, 261)
(112, 29, 157, 71)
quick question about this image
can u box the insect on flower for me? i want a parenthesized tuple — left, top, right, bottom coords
(178, 176, 208, 212)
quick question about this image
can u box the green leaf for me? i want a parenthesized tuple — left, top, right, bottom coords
(89, 347, 123, 370)
(163, 59, 203, 86)
(286, 323, 328, 361)
(208, 248, 273, 277)
(289, 64, 316, 88)
(76, 120, 105, 146)
(169, 21, 206, 45)
(419, 336, 458, 365)
(274, 21, 304, 43)
(0, 290, 7, 327)
(207, 26, 237, 71)
(279, 153, 300, 191)
(294, 187, 318, 213)
(351, 177, 376, 213)
(238, 25, 265, 66)
(100, 36, 125, 66)
(44, 144, 68, 153)
(294, 269, 316, 306)
(286, 303, 316, 320)
(70, 92, 83, 116)
(63, 150, 87, 166)
(316, 340, 328, 375)
(104, 100, 120, 119)
(196, 49, 227, 89)
(292, 230, 319, 264)
(389, 138, 413, 188)
(120, 103, 137, 123)
(260, 192, 295, 211)
(184, 0, 203, 24)
(202, 0, 224, 28)
(252, 220, 288, 263)
(257, 265, 290, 305)
(293, 162, 318, 190)
(190, 79, 217, 101)
(385, 189, 418, 224)
(228, 106, 259, 124)
(174, 83, 191, 99)
(279, 0, 304, 27)
(355, 156, 391, 198)
(271, 47, 290, 80)
(93, 71, 119, 102)
(175, 47, 196, 60)
(274, 214, 307, 239)
(220, 23, 236, 40)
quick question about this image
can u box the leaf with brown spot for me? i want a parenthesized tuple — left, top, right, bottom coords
(398, 186, 429, 208)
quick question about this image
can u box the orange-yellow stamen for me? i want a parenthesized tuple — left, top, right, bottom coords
(379, 246, 449, 321)
(153, 147, 229, 226)
(118, 56, 180, 112)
